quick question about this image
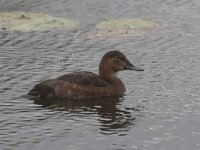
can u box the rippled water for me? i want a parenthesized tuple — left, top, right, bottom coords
(1, 0, 200, 150)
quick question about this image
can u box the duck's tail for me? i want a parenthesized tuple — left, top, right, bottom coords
(27, 84, 55, 99)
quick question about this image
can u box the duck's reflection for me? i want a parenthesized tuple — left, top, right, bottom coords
(32, 97, 141, 135)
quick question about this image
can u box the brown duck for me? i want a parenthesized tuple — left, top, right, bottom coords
(27, 50, 143, 99)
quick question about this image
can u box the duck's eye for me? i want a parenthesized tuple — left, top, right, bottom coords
(116, 56, 120, 60)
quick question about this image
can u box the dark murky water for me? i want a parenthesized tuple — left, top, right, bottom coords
(1, 0, 200, 150)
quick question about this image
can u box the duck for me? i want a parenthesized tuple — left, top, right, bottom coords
(27, 50, 143, 99)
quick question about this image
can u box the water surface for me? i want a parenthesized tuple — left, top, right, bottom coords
(0, 0, 200, 150)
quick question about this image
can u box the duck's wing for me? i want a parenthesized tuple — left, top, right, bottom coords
(27, 71, 108, 99)
(57, 71, 109, 87)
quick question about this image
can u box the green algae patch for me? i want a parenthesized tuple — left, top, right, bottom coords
(96, 19, 159, 30)
(0, 12, 79, 31)
(86, 19, 159, 38)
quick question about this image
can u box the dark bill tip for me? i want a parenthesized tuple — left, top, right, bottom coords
(124, 63, 144, 71)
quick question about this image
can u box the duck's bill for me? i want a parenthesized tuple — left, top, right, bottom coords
(124, 63, 144, 71)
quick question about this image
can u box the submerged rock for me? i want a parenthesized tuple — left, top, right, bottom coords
(86, 19, 159, 38)
(0, 12, 79, 31)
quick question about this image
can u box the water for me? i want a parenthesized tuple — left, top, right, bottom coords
(0, 0, 200, 150)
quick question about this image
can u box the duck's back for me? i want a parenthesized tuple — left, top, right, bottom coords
(57, 71, 108, 87)
(27, 71, 109, 99)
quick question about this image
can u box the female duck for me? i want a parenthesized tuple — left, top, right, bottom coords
(27, 50, 143, 99)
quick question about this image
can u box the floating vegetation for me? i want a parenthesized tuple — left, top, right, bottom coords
(86, 19, 159, 38)
(0, 12, 79, 31)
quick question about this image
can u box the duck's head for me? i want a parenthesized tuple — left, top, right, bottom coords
(99, 50, 144, 76)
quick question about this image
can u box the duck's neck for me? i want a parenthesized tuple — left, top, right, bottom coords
(99, 64, 126, 95)
(99, 67, 123, 86)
